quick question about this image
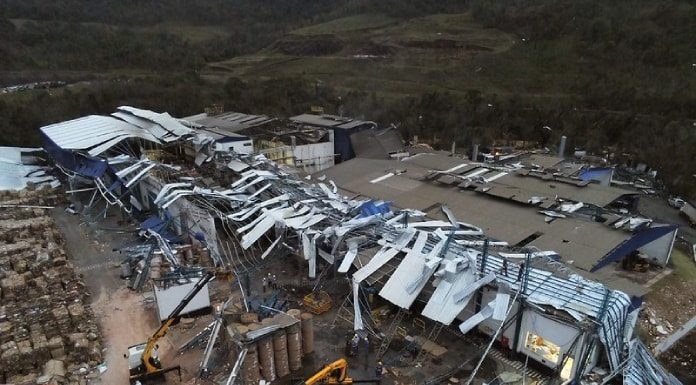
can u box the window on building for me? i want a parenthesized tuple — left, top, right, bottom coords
(560, 356, 574, 381)
(524, 332, 560, 364)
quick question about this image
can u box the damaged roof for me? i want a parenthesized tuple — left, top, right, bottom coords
(350, 127, 405, 159)
(0, 147, 59, 190)
(290, 113, 375, 130)
(40, 106, 194, 156)
(485, 171, 634, 208)
(185, 111, 275, 134)
(521, 153, 564, 169)
(320, 157, 650, 295)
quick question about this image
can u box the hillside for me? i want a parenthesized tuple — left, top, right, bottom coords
(206, 13, 517, 97)
(0, 0, 694, 195)
(203, 1, 696, 195)
(0, 0, 466, 81)
(206, 3, 696, 116)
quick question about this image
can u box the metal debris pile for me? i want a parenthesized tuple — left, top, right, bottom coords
(25, 106, 686, 385)
(0, 188, 102, 385)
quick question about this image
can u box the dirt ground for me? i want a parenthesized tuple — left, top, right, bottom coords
(52, 206, 206, 385)
(638, 247, 696, 384)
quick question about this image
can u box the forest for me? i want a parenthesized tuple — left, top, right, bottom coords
(0, 0, 694, 196)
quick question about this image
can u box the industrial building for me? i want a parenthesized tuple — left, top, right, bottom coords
(0, 107, 684, 385)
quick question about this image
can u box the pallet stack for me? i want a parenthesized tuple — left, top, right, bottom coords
(0, 189, 103, 384)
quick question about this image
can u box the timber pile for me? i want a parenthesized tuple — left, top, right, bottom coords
(0, 188, 102, 385)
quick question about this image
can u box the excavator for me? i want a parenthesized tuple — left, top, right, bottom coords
(125, 271, 215, 384)
(303, 358, 380, 385)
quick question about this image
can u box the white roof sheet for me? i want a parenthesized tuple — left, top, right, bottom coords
(117, 106, 192, 136)
(41, 107, 194, 155)
(41, 115, 158, 154)
(0, 147, 58, 190)
(421, 260, 478, 324)
(379, 231, 434, 308)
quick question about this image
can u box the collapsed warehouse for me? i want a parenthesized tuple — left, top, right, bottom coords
(1, 106, 682, 385)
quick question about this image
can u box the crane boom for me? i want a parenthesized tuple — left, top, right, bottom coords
(302, 358, 380, 385)
(304, 358, 351, 385)
(141, 272, 215, 374)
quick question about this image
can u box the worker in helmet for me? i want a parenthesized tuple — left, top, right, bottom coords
(350, 334, 360, 356)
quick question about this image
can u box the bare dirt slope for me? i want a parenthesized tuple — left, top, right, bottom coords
(204, 13, 518, 98)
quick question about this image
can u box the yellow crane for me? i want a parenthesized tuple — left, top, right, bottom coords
(126, 271, 215, 384)
(303, 358, 380, 385)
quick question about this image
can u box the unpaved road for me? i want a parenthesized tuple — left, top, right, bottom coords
(52, 208, 172, 385)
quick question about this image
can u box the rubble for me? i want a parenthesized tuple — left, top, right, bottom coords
(0, 189, 102, 384)
(11, 106, 684, 385)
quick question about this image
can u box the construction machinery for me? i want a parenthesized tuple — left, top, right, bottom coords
(303, 358, 379, 385)
(126, 271, 215, 384)
(303, 290, 332, 315)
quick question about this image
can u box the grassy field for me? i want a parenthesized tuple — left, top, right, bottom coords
(293, 13, 397, 35)
(202, 12, 613, 101)
(203, 11, 607, 105)
(9, 18, 229, 43)
(204, 13, 520, 98)
(669, 247, 696, 281)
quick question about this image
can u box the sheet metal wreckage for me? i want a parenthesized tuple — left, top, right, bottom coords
(20, 106, 684, 385)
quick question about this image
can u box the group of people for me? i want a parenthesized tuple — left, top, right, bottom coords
(262, 273, 279, 292)
(500, 259, 526, 282)
(346, 333, 370, 357)
(344, 332, 384, 380)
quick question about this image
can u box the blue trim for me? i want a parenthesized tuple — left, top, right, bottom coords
(359, 200, 391, 217)
(41, 132, 107, 177)
(333, 125, 371, 162)
(579, 167, 613, 181)
(629, 296, 643, 311)
(140, 214, 181, 243)
(590, 225, 678, 272)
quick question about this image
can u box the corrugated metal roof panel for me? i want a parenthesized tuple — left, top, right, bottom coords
(421, 257, 478, 324)
(290, 113, 345, 127)
(337, 120, 373, 129)
(41, 115, 158, 150)
(117, 106, 192, 136)
(112, 111, 172, 140)
(624, 339, 683, 385)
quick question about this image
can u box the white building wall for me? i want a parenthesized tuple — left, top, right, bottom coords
(516, 310, 583, 369)
(457, 286, 518, 347)
(293, 142, 335, 174)
(167, 198, 221, 263)
(638, 226, 678, 266)
(153, 280, 210, 322)
(457, 284, 588, 378)
(215, 139, 254, 154)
